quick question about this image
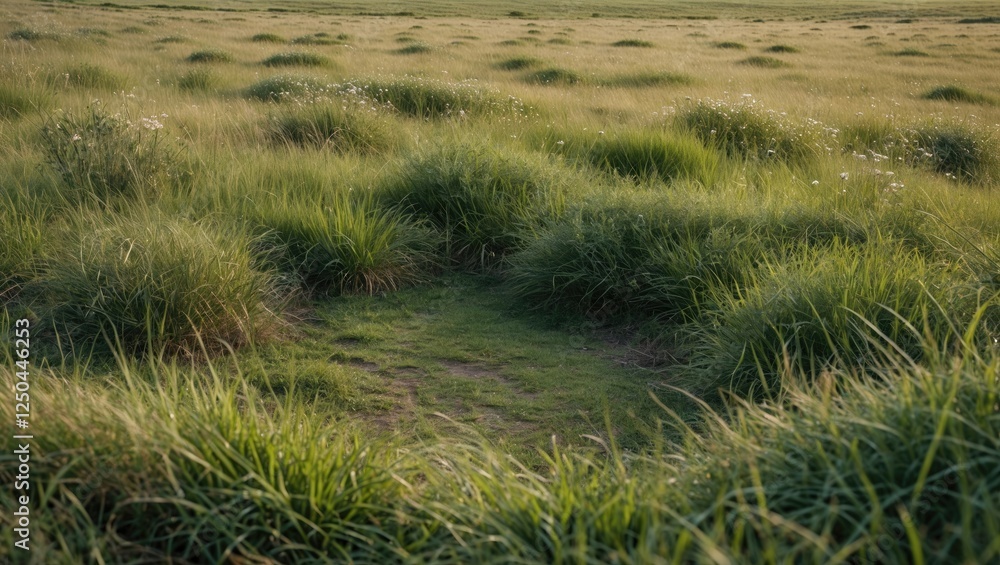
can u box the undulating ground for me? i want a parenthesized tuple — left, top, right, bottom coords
(2, 0, 1000, 562)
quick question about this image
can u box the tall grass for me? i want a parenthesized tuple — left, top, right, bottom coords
(267, 103, 397, 154)
(3, 330, 998, 562)
(250, 193, 439, 295)
(678, 98, 818, 163)
(37, 209, 280, 356)
(340, 76, 527, 120)
(40, 104, 177, 203)
(379, 141, 567, 267)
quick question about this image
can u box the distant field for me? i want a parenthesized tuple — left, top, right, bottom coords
(2, 0, 1000, 561)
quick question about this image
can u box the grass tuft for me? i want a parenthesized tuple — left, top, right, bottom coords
(342, 76, 526, 119)
(764, 44, 800, 53)
(678, 98, 816, 163)
(245, 75, 325, 102)
(894, 48, 930, 56)
(494, 56, 542, 70)
(177, 69, 218, 92)
(611, 39, 654, 47)
(712, 41, 747, 49)
(268, 103, 396, 154)
(262, 52, 329, 67)
(524, 67, 582, 85)
(395, 42, 433, 55)
(251, 32, 286, 43)
(921, 85, 995, 105)
(52, 64, 126, 90)
(185, 49, 233, 63)
(738, 55, 790, 68)
(39, 210, 279, 355)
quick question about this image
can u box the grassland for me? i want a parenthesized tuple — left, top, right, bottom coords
(2, 0, 1000, 562)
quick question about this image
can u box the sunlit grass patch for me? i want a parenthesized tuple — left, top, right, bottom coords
(177, 68, 218, 92)
(921, 85, 995, 105)
(39, 210, 280, 356)
(611, 39, 654, 47)
(394, 42, 433, 54)
(268, 103, 397, 154)
(894, 48, 930, 56)
(738, 55, 790, 68)
(7, 28, 62, 41)
(342, 76, 527, 120)
(595, 71, 693, 88)
(186, 49, 234, 63)
(245, 74, 326, 102)
(524, 67, 582, 85)
(678, 98, 817, 163)
(291, 34, 336, 45)
(262, 52, 329, 67)
(495, 56, 542, 70)
(764, 44, 800, 53)
(251, 32, 286, 43)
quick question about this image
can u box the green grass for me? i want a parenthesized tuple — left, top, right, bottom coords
(0, 85, 50, 119)
(251, 32, 286, 42)
(262, 51, 329, 67)
(245, 74, 326, 101)
(177, 68, 218, 91)
(677, 98, 817, 163)
(185, 49, 234, 63)
(36, 209, 280, 356)
(895, 48, 931, 56)
(764, 44, 800, 53)
(494, 56, 542, 70)
(524, 67, 582, 85)
(251, 193, 439, 295)
(611, 39, 654, 47)
(342, 76, 525, 119)
(595, 71, 693, 88)
(379, 141, 567, 267)
(394, 42, 433, 54)
(267, 103, 397, 153)
(713, 40, 747, 49)
(51, 64, 126, 90)
(739, 55, 790, 68)
(922, 85, 995, 105)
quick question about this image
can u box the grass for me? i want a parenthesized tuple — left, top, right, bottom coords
(251, 32, 285, 42)
(739, 55, 791, 68)
(245, 74, 326, 101)
(395, 42, 433, 54)
(764, 44, 800, 53)
(267, 103, 396, 153)
(713, 40, 747, 49)
(524, 67, 582, 85)
(677, 97, 817, 163)
(251, 194, 439, 295)
(37, 209, 280, 356)
(611, 39, 654, 47)
(341, 76, 525, 119)
(379, 141, 567, 266)
(185, 49, 233, 63)
(895, 48, 931, 56)
(922, 85, 995, 105)
(262, 51, 329, 67)
(494, 56, 542, 70)
(3, 2, 1000, 561)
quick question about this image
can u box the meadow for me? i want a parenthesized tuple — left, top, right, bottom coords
(2, 0, 1000, 562)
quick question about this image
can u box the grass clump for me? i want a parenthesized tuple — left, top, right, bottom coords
(0, 200, 45, 300)
(894, 48, 930, 56)
(911, 125, 1000, 184)
(379, 141, 566, 266)
(291, 34, 336, 45)
(262, 52, 329, 67)
(177, 69, 218, 92)
(53, 64, 126, 90)
(154, 35, 186, 43)
(764, 44, 800, 53)
(7, 28, 61, 41)
(595, 71, 692, 88)
(40, 105, 176, 203)
(922, 85, 995, 105)
(254, 194, 438, 295)
(394, 42, 433, 55)
(251, 32, 286, 43)
(245, 75, 326, 102)
(678, 98, 816, 163)
(611, 39, 654, 47)
(739, 55, 790, 68)
(494, 56, 542, 70)
(185, 49, 233, 63)
(39, 210, 279, 355)
(524, 67, 582, 85)
(343, 76, 525, 120)
(712, 41, 747, 49)
(0, 85, 50, 119)
(584, 130, 718, 184)
(268, 103, 395, 154)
